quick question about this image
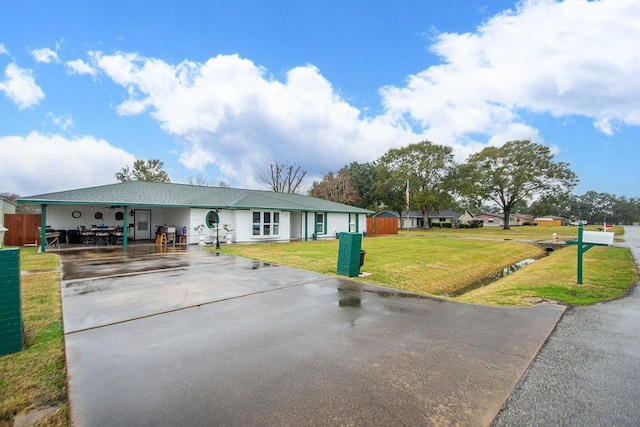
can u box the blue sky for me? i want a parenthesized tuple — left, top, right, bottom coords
(1, 0, 639, 200)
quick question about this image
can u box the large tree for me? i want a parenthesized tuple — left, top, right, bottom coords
(463, 140, 578, 229)
(259, 161, 306, 193)
(308, 170, 359, 204)
(116, 159, 171, 183)
(377, 141, 456, 227)
(341, 161, 379, 210)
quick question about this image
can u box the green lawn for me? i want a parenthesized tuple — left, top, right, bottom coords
(0, 248, 67, 426)
(219, 225, 637, 304)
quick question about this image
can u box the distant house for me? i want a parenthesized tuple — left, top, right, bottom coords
(534, 215, 568, 226)
(428, 209, 467, 228)
(400, 210, 424, 229)
(372, 210, 400, 220)
(474, 213, 504, 227)
(18, 181, 373, 251)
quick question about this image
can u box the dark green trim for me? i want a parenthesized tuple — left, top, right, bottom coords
(355, 214, 359, 232)
(304, 212, 308, 241)
(123, 205, 129, 249)
(40, 204, 47, 253)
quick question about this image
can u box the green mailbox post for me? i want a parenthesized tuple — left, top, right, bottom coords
(0, 248, 22, 355)
(566, 222, 614, 284)
(337, 232, 363, 277)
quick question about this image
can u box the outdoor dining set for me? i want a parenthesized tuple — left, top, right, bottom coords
(78, 225, 125, 246)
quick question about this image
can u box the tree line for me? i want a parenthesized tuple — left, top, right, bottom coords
(308, 140, 640, 228)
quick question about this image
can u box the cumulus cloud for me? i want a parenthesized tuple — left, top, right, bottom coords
(61, 0, 639, 188)
(0, 132, 136, 196)
(66, 59, 97, 76)
(47, 112, 74, 131)
(381, 0, 640, 138)
(0, 63, 45, 109)
(90, 51, 418, 187)
(0, 44, 8, 55)
(31, 47, 59, 63)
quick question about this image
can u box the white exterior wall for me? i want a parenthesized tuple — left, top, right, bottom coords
(42, 205, 192, 241)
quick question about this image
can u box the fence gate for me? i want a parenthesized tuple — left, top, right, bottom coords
(3, 214, 41, 246)
(366, 217, 398, 236)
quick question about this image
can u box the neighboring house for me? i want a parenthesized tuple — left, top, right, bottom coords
(457, 210, 476, 227)
(399, 210, 424, 229)
(474, 213, 505, 227)
(428, 209, 460, 228)
(534, 215, 568, 226)
(373, 210, 400, 220)
(18, 181, 372, 249)
(1, 198, 17, 222)
(511, 213, 535, 226)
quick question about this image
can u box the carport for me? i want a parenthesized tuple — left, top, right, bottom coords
(60, 246, 564, 426)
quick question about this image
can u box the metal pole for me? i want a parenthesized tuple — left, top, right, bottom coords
(215, 209, 220, 249)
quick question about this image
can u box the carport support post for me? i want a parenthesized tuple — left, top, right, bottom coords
(40, 204, 47, 253)
(123, 205, 129, 249)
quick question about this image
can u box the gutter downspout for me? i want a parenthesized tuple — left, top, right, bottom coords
(40, 204, 47, 253)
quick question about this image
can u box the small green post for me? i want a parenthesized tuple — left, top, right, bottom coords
(123, 205, 129, 249)
(40, 204, 47, 253)
(576, 223, 584, 284)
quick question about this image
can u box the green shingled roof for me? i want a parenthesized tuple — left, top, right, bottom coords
(18, 181, 373, 214)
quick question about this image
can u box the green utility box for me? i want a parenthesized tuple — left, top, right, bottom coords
(337, 232, 363, 277)
(0, 248, 22, 356)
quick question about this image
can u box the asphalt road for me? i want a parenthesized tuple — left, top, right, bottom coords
(494, 226, 640, 426)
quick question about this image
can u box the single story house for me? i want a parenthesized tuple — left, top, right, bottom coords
(386, 209, 476, 229)
(400, 210, 424, 229)
(534, 215, 568, 226)
(18, 181, 372, 252)
(474, 212, 537, 227)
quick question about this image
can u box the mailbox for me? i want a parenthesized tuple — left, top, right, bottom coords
(582, 231, 614, 246)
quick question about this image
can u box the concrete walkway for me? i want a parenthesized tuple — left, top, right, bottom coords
(60, 245, 565, 426)
(495, 226, 640, 425)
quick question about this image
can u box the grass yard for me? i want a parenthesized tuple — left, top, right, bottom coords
(0, 248, 67, 426)
(221, 236, 545, 295)
(219, 226, 637, 305)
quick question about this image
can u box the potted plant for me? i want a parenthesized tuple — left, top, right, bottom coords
(223, 224, 233, 244)
(194, 223, 206, 245)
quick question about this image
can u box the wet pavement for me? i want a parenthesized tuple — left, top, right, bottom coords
(494, 226, 640, 426)
(60, 245, 565, 426)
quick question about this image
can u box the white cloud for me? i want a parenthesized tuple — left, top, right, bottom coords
(0, 132, 136, 196)
(31, 47, 59, 63)
(0, 63, 45, 109)
(66, 59, 97, 76)
(47, 112, 74, 131)
(72, 0, 639, 188)
(381, 0, 640, 137)
(91, 52, 417, 188)
(0, 44, 8, 55)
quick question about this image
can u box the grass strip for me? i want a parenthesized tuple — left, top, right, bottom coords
(454, 245, 639, 306)
(0, 248, 68, 426)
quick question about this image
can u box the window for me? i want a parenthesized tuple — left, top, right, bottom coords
(252, 211, 280, 237)
(206, 211, 219, 229)
(316, 213, 325, 234)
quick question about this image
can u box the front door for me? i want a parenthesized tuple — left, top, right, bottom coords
(134, 209, 152, 240)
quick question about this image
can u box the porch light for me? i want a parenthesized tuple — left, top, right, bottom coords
(0, 224, 7, 248)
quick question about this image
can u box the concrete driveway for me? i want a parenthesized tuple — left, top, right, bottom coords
(60, 245, 565, 426)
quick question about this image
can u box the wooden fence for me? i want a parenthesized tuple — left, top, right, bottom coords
(366, 217, 398, 236)
(3, 214, 41, 246)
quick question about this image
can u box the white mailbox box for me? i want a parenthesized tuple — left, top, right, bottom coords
(582, 231, 614, 246)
